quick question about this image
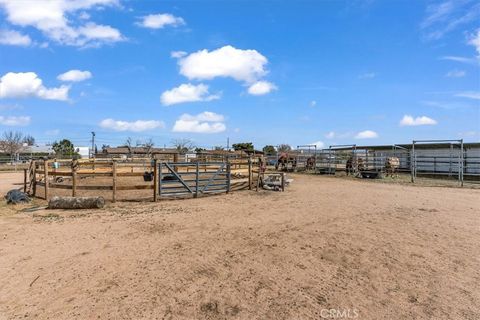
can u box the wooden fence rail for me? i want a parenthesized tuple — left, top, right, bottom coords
(26, 158, 258, 202)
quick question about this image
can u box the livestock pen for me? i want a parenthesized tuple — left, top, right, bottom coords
(24, 157, 264, 202)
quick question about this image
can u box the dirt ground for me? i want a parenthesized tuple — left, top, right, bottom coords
(0, 171, 479, 320)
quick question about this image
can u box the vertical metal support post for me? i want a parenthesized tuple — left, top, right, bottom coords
(226, 162, 231, 194)
(195, 162, 199, 198)
(153, 159, 158, 202)
(159, 162, 163, 199)
(328, 147, 332, 174)
(411, 141, 415, 183)
(460, 139, 464, 187)
(281, 172, 285, 192)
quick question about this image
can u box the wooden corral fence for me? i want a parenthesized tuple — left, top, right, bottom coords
(24, 157, 265, 202)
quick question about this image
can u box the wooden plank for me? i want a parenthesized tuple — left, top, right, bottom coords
(49, 184, 73, 190)
(23, 168, 27, 193)
(35, 170, 72, 176)
(116, 185, 153, 190)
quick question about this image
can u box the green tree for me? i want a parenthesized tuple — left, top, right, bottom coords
(232, 142, 254, 152)
(262, 145, 276, 155)
(52, 139, 77, 157)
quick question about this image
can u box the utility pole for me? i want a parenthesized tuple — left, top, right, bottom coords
(91, 131, 96, 158)
(227, 137, 230, 151)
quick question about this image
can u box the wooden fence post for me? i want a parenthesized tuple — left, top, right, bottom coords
(153, 159, 158, 202)
(112, 160, 117, 203)
(23, 169, 27, 193)
(281, 172, 285, 192)
(248, 158, 252, 190)
(44, 160, 49, 201)
(71, 160, 77, 197)
(32, 161, 37, 197)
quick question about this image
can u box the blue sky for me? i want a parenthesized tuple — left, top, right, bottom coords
(0, 0, 479, 150)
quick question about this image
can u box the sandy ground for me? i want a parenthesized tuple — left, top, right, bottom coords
(0, 172, 479, 320)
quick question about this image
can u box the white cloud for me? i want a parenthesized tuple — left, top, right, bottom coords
(310, 100, 317, 107)
(399, 115, 437, 126)
(176, 45, 269, 83)
(137, 13, 185, 29)
(0, 0, 124, 47)
(455, 91, 480, 100)
(0, 115, 30, 126)
(355, 130, 378, 139)
(99, 119, 165, 132)
(247, 81, 277, 95)
(421, 1, 480, 40)
(75, 22, 123, 46)
(468, 29, 480, 57)
(325, 131, 335, 139)
(439, 56, 478, 64)
(172, 111, 226, 134)
(358, 72, 376, 79)
(0, 29, 31, 46)
(170, 50, 187, 58)
(57, 70, 92, 82)
(310, 141, 325, 149)
(160, 83, 220, 106)
(445, 69, 466, 78)
(0, 72, 69, 101)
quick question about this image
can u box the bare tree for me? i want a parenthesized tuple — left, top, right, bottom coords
(144, 138, 155, 148)
(171, 139, 194, 154)
(142, 138, 155, 158)
(1, 131, 24, 162)
(23, 134, 35, 146)
(124, 137, 133, 157)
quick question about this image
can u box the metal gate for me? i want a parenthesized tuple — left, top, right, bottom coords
(158, 162, 230, 198)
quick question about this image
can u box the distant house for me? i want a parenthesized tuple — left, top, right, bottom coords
(75, 147, 90, 158)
